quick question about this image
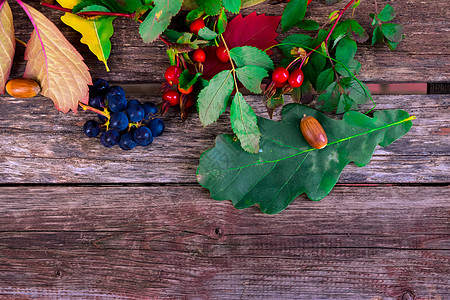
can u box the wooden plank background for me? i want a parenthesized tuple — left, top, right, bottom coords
(1, 0, 449, 299)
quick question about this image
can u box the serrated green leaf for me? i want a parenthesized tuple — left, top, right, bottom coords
(197, 0, 221, 15)
(72, 1, 107, 14)
(217, 8, 227, 35)
(197, 104, 414, 214)
(387, 39, 402, 50)
(198, 70, 234, 126)
(280, 34, 312, 57)
(186, 7, 204, 22)
(372, 26, 384, 45)
(222, 0, 241, 13)
(336, 36, 357, 65)
(380, 23, 405, 43)
(177, 32, 193, 44)
(335, 58, 361, 76)
(266, 93, 284, 118)
(77, 4, 110, 13)
(179, 70, 202, 90)
(296, 19, 319, 31)
(164, 29, 184, 42)
(281, 0, 308, 33)
(139, 0, 182, 43)
(230, 92, 260, 153)
(340, 77, 370, 105)
(377, 4, 396, 22)
(337, 93, 358, 114)
(230, 46, 274, 70)
(331, 19, 368, 43)
(235, 65, 268, 94)
(316, 68, 335, 92)
(198, 27, 218, 40)
(316, 81, 340, 111)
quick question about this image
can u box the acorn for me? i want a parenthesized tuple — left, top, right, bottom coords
(300, 114, 328, 149)
(5, 78, 41, 98)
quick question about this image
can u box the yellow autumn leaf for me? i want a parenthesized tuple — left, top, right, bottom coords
(21, 2, 92, 113)
(0, 1, 15, 94)
(57, 0, 114, 71)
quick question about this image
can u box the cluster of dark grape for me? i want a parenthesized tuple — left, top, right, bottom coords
(83, 79, 165, 150)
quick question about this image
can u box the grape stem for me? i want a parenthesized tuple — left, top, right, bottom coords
(78, 102, 110, 118)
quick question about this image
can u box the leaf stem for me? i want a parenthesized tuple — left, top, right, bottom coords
(220, 34, 239, 92)
(40, 2, 135, 18)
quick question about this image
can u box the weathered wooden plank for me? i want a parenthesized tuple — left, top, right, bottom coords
(0, 185, 448, 299)
(0, 94, 448, 184)
(7, 0, 450, 83)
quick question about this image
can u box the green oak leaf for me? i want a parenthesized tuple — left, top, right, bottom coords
(281, 0, 308, 33)
(377, 4, 396, 22)
(139, 0, 182, 43)
(222, 0, 241, 13)
(197, 104, 414, 214)
(198, 70, 234, 126)
(230, 92, 260, 153)
(235, 65, 268, 94)
(198, 27, 218, 40)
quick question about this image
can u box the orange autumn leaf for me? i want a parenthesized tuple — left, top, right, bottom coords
(20, 1, 91, 113)
(0, 1, 15, 94)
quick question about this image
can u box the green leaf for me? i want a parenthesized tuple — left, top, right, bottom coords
(197, 104, 414, 214)
(139, 0, 182, 43)
(280, 34, 312, 57)
(230, 46, 274, 70)
(302, 51, 326, 88)
(164, 29, 184, 42)
(197, 70, 234, 126)
(222, 0, 241, 13)
(335, 58, 361, 76)
(340, 77, 370, 105)
(217, 8, 228, 35)
(296, 19, 320, 31)
(316, 81, 340, 111)
(281, 0, 308, 33)
(186, 7, 204, 22)
(235, 65, 268, 94)
(377, 4, 396, 22)
(166, 48, 177, 65)
(335, 36, 357, 65)
(316, 68, 335, 92)
(380, 23, 405, 43)
(230, 92, 260, 153)
(372, 26, 384, 45)
(77, 4, 110, 13)
(179, 70, 202, 90)
(387, 40, 402, 50)
(198, 27, 218, 40)
(331, 19, 368, 43)
(337, 93, 358, 114)
(197, 0, 221, 15)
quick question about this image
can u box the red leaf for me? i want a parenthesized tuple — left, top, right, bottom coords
(202, 12, 281, 80)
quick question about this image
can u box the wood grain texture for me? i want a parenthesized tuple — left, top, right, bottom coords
(0, 185, 448, 299)
(7, 0, 450, 83)
(0, 94, 448, 184)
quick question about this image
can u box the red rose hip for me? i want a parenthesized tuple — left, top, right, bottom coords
(288, 69, 304, 88)
(190, 18, 205, 35)
(164, 65, 182, 85)
(216, 46, 229, 63)
(272, 67, 289, 83)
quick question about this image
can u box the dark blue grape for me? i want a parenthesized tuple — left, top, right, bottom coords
(143, 102, 158, 120)
(88, 94, 104, 109)
(109, 112, 129, 131)
(119, 132, 137, 150)
(100, 130, 120, 147)
(83, 120, 101, 137)
(89, 79, 109, 96)
(106, 86, 127, 112)
(134, 126, 154, 146)
(127, 99, 141, 108)
(147, 118, 165, 137)
(126, 103, 145, 123)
